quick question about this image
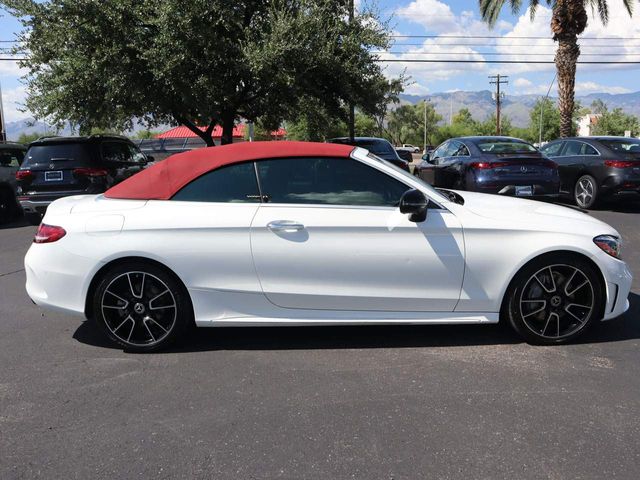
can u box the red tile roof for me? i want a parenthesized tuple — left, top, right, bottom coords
(105, 141, 354, 200)
(156, 124, 286, 139)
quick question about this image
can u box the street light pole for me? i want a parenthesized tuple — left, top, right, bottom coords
(348, 0, 355, 143)
(423, 98, 428, 153)
(0, 78, 6, 143)
(538, 72, 557, 146)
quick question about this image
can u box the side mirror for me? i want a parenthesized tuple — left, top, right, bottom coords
(421, 153, 430, 162)
(399, 189, 429, 223)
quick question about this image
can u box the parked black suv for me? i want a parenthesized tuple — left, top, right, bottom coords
(0, 142, 27, 224)
(16, 135, 152, 224)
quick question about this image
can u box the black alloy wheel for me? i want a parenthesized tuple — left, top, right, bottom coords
(92, 261, 192, 352)
(505, 254, 604, 344)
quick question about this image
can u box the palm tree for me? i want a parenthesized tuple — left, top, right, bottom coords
(479, 0, 637, 137)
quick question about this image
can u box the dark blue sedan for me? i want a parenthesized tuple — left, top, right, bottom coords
(414, 136, 560, 198)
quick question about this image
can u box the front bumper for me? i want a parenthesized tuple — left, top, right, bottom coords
(600, 255, 633, 320)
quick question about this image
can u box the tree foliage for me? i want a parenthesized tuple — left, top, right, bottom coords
(590, 101, 640, 136)
(3, 0, 396, 146)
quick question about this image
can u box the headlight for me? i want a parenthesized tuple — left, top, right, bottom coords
(594, 235, 621, 258)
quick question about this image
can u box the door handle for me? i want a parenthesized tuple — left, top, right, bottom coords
(267, 220, 305, 232)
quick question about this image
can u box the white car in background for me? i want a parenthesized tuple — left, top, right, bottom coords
(25, 142, 631, 351)
(401, 144, 420, 153)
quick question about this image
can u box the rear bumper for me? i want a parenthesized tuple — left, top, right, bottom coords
(471, 180, 560, 197)
(18, 191, 90, 214)
(25, 242, 101, 317)
(600, 175, 640, 197)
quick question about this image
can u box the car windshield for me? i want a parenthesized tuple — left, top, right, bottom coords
(366, 153, 449, 204)
(475, 140, 537, 154)
(599, 139, 640, 153)
(356, 140, 395, 156)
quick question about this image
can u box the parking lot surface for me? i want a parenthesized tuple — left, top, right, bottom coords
(1, 201, 640, 479)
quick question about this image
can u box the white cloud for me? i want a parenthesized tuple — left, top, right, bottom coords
(0, 59, 26, 78)
(575, 82, 631, 95)
(1, 84, 30, 122)
(513, 78, 533, 88)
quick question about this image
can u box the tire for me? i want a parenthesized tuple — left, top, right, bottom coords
(503, 253, 604, 345)
(0, 188, 19, 224)
(91, 261, 193, 352)
(573, 174, 599, 209)
(25, 212, 42, 226)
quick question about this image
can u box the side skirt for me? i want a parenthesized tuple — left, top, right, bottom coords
(195, 313, 499, 327)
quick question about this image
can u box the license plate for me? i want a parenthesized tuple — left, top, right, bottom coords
(515, 186, 533, 196)
(45, 171, 63, 181)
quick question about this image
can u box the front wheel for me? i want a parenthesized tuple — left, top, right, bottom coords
(504, 254, 604, 345)
(574, 174, 599, 209)
(92, 261, 193, 352)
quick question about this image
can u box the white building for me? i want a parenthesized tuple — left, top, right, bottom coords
(577, 114, 601, 137)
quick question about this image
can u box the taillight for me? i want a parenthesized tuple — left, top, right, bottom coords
(16, 169, 33, 181)
(470, 162, 495, 169)
(34, 224, 67, 244)
(605, 160, 636, 168)
(73, 167, 108, 177)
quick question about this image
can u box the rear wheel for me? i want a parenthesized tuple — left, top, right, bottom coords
(0, 188, 19, 224)
(573, 174, 599, 209)
(92, 261, 192, 352)
(504, 254, 604, 345)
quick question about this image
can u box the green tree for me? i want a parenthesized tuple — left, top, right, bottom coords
(529, 98, 561, 143)
(133, 130, 161, 140)
(479, 0, 638, 137)
(590, 102, 640, 136)
(16, 131, 53, 144)
(385, 102, 441, 147)
(4, 0, 395, 146)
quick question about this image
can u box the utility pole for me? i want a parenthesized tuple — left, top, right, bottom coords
(348, 0, 355, 143)
(423, 98, 428, 153)
(489, 74, 508, 135)
(0, 79, 6, 143)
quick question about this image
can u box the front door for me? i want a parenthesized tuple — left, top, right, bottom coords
(250, 156, 465, 312)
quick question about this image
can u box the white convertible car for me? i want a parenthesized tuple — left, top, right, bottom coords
(25, 141, 631, 351)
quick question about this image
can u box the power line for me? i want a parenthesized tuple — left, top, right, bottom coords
(375, 59, 640, 64)
(389, 34, 640, 40)
(376, 51, 640, 57)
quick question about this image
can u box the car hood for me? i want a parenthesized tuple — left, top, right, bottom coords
(450, 190, 618, 237)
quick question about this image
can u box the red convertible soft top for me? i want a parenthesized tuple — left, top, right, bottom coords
(105, 141, 355, 200)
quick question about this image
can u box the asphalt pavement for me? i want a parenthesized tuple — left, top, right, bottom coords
(1, 200, 639, 479)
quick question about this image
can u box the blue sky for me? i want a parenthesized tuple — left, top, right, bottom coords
(2, 0, 639, 123)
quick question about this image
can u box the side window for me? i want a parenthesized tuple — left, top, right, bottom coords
(0, 150, 24, 167)
(563, 141, 582, 156)
(172, 162, 260, 203)
(541, 142, 563, 157)
(581, 143, 599, 156)
(256, 157, 409, 207)
(102, 142, 132, 163)
(432, 142, 449, 159)
(452, 142, 469, 157)
(127, 144, 147, 163)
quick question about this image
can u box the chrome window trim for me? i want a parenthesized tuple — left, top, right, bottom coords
(561, 140, 602, 157)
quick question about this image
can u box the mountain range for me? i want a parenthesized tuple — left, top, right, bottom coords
(4, 90, 640, 140)
(399, 90, 640, 128)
